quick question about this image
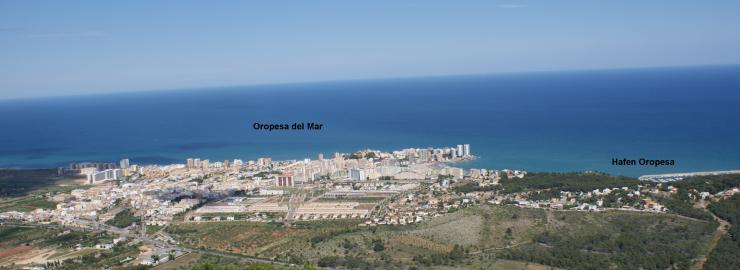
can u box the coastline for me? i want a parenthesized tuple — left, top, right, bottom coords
(2, 66, 740, 176)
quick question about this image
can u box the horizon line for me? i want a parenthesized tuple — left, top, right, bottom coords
(2, 63, 739, 102)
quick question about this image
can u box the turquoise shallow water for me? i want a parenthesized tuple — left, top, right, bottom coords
(1, 65, 739, 176)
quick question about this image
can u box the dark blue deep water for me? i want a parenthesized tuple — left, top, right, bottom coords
(1, 66, 739, 176)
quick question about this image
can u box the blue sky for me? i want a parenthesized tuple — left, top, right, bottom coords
(1, 0, 739, 99)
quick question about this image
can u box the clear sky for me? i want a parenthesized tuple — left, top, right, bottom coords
(1, 0, 739, 99)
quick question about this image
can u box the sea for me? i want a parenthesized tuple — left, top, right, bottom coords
(1, 65, 739, 177)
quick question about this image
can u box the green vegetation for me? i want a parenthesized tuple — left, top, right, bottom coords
(190, 262, 315, 270)
(252, 171, 282, 179)
(371, 238, 384, 251)
(146, 224, 164, 234)
(704, 235, 740, 270)
(437, 174, 454, 181)
(411, 244, 465, 267)
(454, 172, 641, 194)
(0, 226, 59, 248)
(0, 169, 83, 197)
(166, 219, 359, 262)
(0, 225, 140, 269)
(0, 196, 57, 212)
(166, 205, 714, 270)
(654, 191, 714, 221)
(500, 172, 640, 194)
(505, 210, 715, 270)
(105, 209, 138, 228)
(708, 194, 740, 240)
(453, 182, 497, 193)
(670, 174, 740, 194)
(43, 230, 114, 248)
(0, 169, 85, 215)
(190, 177, 204, 184)
(50, 240, 143, 270)
(316, 255, 372, 268)
(3, 170, 733, 269)
(501, 245, 611, 270)
(704, 194, 740, 270)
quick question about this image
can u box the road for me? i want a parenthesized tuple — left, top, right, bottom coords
(691, 199, 730, 270)
(3, 219, 294, 267)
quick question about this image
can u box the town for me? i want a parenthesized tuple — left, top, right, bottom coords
(1, 144, 738, 269)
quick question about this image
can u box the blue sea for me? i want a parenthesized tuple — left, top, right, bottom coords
(1, 65, 739, 177)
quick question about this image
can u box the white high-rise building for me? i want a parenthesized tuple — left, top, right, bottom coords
(119, 158, 129, 169)
(349, 168, 367, 181)
(88, 169, 121, 184)
(457, 145, 464, 157)
(257, 157, 272, 167)
(463, 144, 470, 157)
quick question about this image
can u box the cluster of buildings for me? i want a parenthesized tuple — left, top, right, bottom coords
(366, 181, 474, 226)
(189, 182, 420, 222)
(7, 144, 476, 226)
(486, 186, 668, 212)
(12, 142, 737, 230)
(60, 160, 142, 184)
(6, 144, 556, 230)
(4, 143, 740, 269)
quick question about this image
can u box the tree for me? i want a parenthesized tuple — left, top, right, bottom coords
(317, 256, 338, 267)
(372, 239, 385, 252)
(448, 244, 464, 262)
